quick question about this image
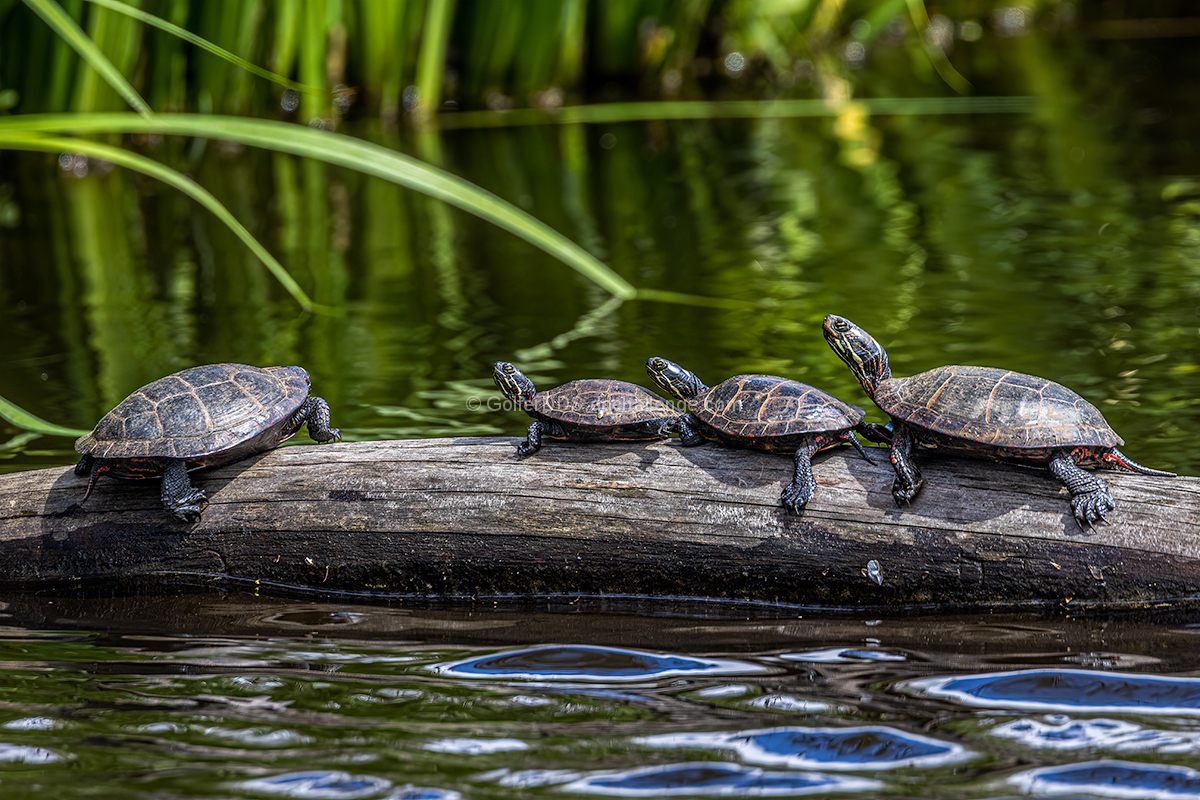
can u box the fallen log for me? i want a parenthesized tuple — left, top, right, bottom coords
(0, 437, 1196, 612)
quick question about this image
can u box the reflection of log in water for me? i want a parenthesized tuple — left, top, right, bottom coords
(1, 438, 1196, 612)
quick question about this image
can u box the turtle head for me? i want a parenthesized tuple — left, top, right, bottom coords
(646, 357, 706, 402)
(492, 361, 536, 409)
(822, 315, 891, 397)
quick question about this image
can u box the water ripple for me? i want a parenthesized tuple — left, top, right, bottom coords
(992, 716, 1200, 753)
(781, 648, 908, 663)
(236, 770, 391, 798)
(422, 737, 528, 755)
(200, 725, 315, 747)
(2, 716, 60, 730)
(743, 695, 829, 713)
(0, 742, 61, 764)
(694, 685, 750, 699)
(1008, 760, 1200, 799)
(905, 668, 1200, 714)
(637, 725, 973, 770)
(384, 789, 461, 800)
(561, 762, 882, 796)
(428, 645, 765, 682)
(485, 768, 582, 789)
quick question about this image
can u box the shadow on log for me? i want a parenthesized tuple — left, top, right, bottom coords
(0, 437, 1196, 612)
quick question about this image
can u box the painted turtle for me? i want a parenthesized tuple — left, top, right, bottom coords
(74, 363, 340, 523)
(492, 361, 689, 457)
(645, 357, 873, 514)
(822, 314, 1174, 528)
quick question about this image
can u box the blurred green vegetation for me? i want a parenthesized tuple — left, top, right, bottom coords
(0, 0, 1198, 476)
(0, 0, 1061, 123)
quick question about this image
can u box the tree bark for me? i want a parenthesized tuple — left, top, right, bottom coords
(0, 437, 1196, 611)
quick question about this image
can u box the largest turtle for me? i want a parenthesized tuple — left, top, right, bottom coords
(822, 314, 1174, 528)
(75, 363, 340, 523)
(646, 357, 873, 514)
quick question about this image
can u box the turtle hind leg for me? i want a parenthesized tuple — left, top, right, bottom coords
(780, 440, 821, 515)
(1049, 450, 1114, 530)
(78, 456, 109, 503)
(1101, 448, 1176, 478)
(161, 459, 207, 524)
(299, 397, 341, 443)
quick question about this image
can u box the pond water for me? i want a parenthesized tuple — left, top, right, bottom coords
(3, 594, 1200, 798)
(3, 18, 1200, 799)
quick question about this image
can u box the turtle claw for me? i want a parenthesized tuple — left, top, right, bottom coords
(781, 500, 808, 515)
(169, 488, 207, 524)
(780, 485, 813, 515)
(1070, 490, 1114, 532)
(892, 478, 921, 507)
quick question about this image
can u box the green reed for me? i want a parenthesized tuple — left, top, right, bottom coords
(2, 0, 1060, 120)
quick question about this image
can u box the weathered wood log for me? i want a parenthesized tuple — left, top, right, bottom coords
(0, 437, 1197, 611)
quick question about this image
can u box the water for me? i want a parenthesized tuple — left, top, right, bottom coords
(3, 20, 1200, 798)
(3, 595, 1200, 798)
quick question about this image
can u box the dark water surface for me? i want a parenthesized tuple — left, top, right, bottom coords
(3, 21, 1200, 799)
(4, 594, 1200, 798)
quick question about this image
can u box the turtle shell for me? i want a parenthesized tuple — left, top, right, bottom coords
(75, 363, 311, 460)
(876, 365, 1122, 449)
(693, 375, 864, 438)
(532, 379, 677, 427)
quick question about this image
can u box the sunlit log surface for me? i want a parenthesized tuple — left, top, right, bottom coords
(0, 437, 1196, 612)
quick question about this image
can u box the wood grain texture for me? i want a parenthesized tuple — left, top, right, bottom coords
(1, 437, 1197, 611)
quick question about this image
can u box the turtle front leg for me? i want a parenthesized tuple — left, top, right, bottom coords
(517, 420, 546, 457)
(840, 429, 876, 465)
(75, 454, 93, 476)
(1049, 449, 1114, 530)
(299, 396, 341, 443)
(676, 413, 706, 447)
(889, 424, 923, 506)
(780, 439, 821, 514)
(161, 459, 207, 523)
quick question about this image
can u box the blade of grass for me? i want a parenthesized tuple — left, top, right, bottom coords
(0, 112, 637, 298)
(413, 0, 455, 125)
(78, 0, 322, 95)
(358, 0, 407, 122)
(299, 0, 328, 121)
(0, 394, 90, 437)
(557, 0, 587, 89)
(270, 0, 301, 86)
(439, 96, 1037, 129)
(905, 0, 971, 95)
(0, 432, 43, 453)
(0, 132, 318, 310)
(634, 288, 749, 309)
(22, 0, 153, 117)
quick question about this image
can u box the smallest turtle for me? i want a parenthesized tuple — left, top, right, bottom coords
(492, 362, 689, 456)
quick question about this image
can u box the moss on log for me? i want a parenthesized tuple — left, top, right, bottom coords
(0, 437, 1196, 612)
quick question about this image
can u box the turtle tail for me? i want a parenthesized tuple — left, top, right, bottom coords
(1101, 448, 1176, 477)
